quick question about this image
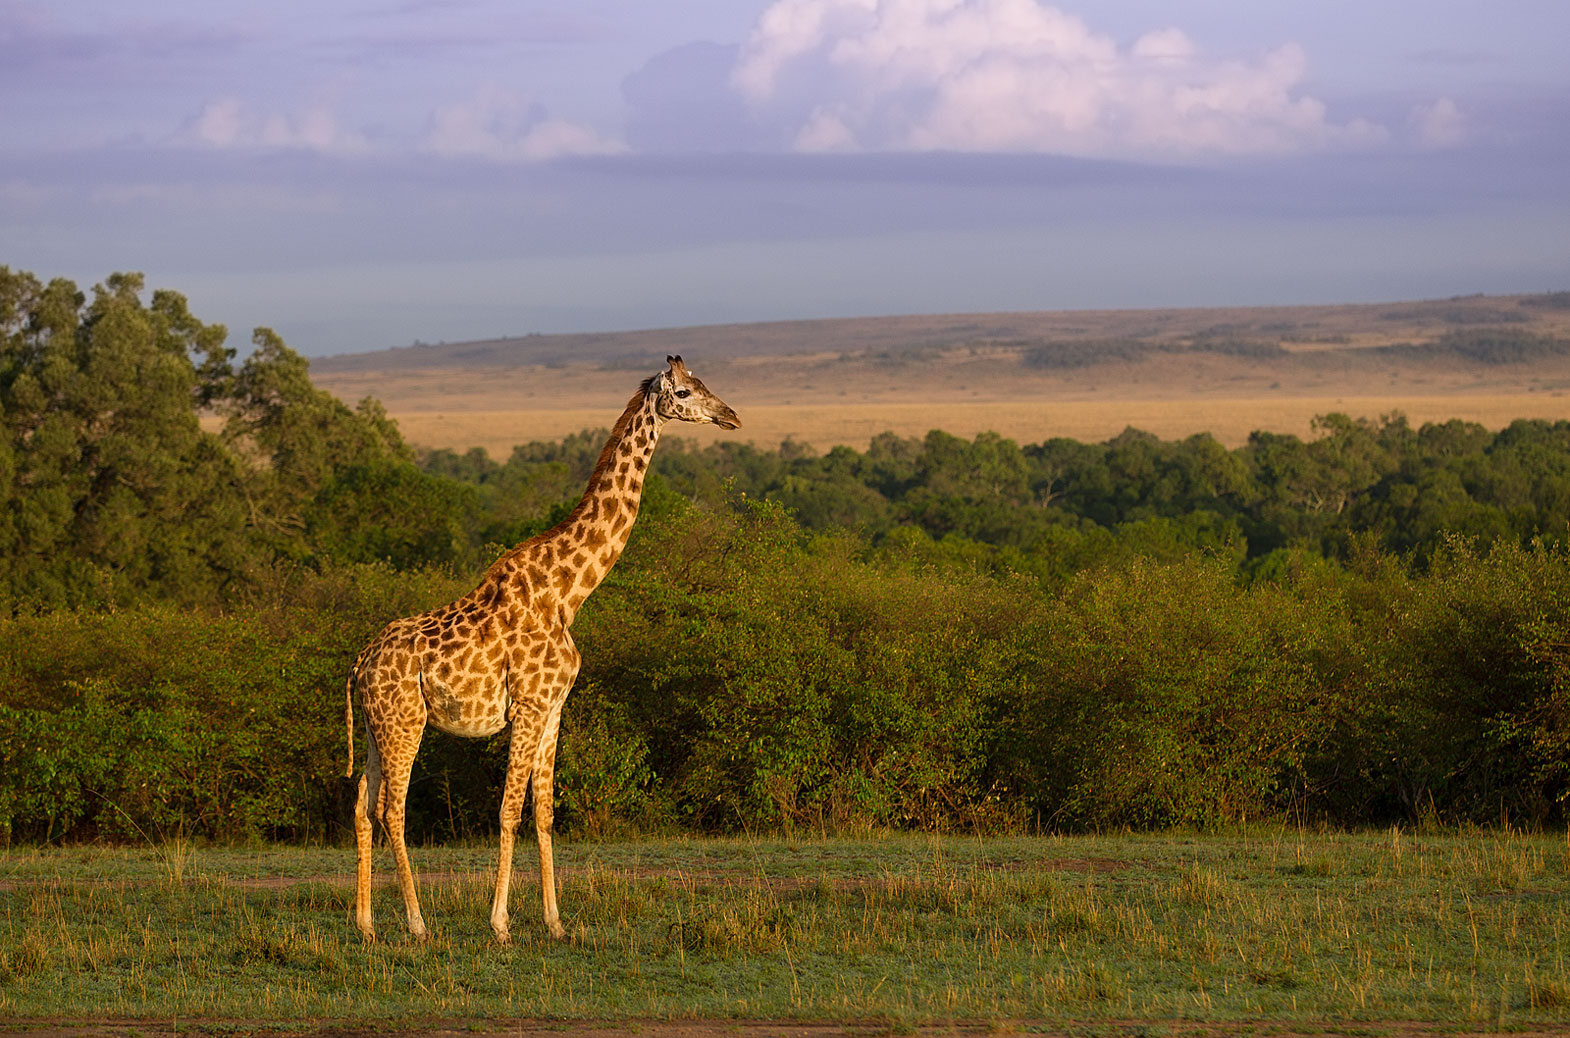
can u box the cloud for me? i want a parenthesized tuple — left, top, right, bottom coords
(731, 0, 1386, 158)
(181, 97, 370, 154)
(421, 86, 626, 161)
(171, 87, 623, 165)
(1410, 97, 1466, 148)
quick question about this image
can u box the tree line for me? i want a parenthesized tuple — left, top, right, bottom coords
(428, 411, 1570, 590)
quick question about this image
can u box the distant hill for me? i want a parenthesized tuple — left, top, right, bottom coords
(312, 292, 1570, 376)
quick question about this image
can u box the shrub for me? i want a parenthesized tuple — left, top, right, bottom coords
(5, 505, 1569, 843)
(992, 553, 1352, 828)
(1319, 537, 1570, 822)
(0, 564, 466, 843)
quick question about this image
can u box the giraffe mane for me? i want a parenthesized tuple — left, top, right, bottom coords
(570, 378, 654, 520)
(479, 375, 655, 579)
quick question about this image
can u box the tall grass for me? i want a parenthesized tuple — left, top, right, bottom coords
(2, 830, 1567, 1023)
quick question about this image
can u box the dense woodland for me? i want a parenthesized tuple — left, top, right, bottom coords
(3, 268, 1569, 844)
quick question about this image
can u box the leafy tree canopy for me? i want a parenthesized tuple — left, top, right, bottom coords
(0, 268, 422, 609)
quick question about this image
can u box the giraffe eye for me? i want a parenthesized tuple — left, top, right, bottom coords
(675, 389, 690, 398)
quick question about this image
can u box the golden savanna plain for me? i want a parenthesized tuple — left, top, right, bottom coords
(308, 294, 1570, 456)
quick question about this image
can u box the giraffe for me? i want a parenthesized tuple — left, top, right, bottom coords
(344, 355, 739, 943)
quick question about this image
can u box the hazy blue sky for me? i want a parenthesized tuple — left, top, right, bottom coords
(3, 0, 1568, 355)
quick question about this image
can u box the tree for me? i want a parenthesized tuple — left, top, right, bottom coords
(0, 269, 249, 606)
(222, 327, 409, 560)
(0, 268, 437, 605)
(309, 459, 477, 568)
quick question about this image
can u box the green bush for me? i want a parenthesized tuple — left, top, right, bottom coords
(568, 502, 1033, 832)
(990, 553, 1351, 828)
(1316, 537, 1570, 822)
(0, 563, 467, 843)
(5, 503, 1569, 844)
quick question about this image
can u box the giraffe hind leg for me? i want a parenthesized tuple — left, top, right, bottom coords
(352, 732, 382, 941)
(374, 723, 429, 940)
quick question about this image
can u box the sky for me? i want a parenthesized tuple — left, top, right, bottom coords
(2, 0, 1568, 357)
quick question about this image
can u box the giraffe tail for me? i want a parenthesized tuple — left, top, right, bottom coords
(345, 647, 369, 779)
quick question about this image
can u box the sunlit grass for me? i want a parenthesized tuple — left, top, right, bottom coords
(1, 828, 1568, 1024)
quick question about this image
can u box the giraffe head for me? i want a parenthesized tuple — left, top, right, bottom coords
(652, 355, 741, 429)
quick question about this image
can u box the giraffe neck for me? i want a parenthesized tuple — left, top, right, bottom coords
(540, 383, 663, 624)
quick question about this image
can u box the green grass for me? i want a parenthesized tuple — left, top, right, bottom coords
(2, 829, 1568, 1025)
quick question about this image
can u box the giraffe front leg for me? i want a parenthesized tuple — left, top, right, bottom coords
(534, 697, 568, 940)
(492, 709, 546, 944)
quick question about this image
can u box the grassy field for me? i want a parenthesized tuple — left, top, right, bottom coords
(3, 829, 1568, 1027)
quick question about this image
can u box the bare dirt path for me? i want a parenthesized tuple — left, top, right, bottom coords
(7, 1018, 1569, 1038)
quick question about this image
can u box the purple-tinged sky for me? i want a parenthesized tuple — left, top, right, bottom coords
(3, 0, 1567, 356)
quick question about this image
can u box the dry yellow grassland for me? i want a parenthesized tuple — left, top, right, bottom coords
(309, 295, 1570, 454)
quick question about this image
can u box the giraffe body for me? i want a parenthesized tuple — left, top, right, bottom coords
(346, 357, 738, 943)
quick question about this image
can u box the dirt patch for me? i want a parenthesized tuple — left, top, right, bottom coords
(5, 1018, 1567, 1038)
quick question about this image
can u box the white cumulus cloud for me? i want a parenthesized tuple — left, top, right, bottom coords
(182, 97, 369, 154)
(1410, 97, 1466, 148)
(732, 0, 1386, 158)
(421, 86, 626, 162)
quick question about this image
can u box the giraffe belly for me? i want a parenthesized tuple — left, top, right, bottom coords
(423, 678, 509, 738)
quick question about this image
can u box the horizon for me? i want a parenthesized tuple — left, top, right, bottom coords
(313, 287, 1567, 362)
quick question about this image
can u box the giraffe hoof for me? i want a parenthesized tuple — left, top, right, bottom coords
(493, 929, 512, 946)
(547, 921, 567, 941)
